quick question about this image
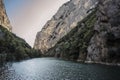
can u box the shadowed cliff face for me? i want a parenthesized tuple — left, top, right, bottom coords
(0, 0, 12, 31)
(86, 0, 120, 63)
(42, 0, 120, 63)
(34, 0, 98, 53)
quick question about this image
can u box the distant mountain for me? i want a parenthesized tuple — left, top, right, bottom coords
(35, 0, 120, 64)
(34, 0, 98, 53)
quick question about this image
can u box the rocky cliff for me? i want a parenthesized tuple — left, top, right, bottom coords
(0, 0, 12, 31)
(34, 0, 98, 53)
(86, 0, 120, 63)
(45, 0, 120, 64)
(46, 8, 97, 60)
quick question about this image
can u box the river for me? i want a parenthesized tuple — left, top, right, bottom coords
(0, 58, 120, 80)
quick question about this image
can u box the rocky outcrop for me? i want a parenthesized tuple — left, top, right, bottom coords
(86, 0, 120, 63)
(45, 0, 120, 64)
(0, 0, 12, 31)
(46, 9, 97, 60)
(34, 0, 98, 53)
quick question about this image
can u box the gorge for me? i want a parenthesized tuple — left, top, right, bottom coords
(0, 0, 119, 65)
(0, 0, 120, 80)
(34, 0, 120, 64)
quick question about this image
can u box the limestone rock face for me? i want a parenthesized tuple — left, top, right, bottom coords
(86, 0, 120, 63)
(34, 0, 98, 53)
(0, 0, 12, 31)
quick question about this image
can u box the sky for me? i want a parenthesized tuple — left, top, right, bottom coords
(4, 0, 69, 47)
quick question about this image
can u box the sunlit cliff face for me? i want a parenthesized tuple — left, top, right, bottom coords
(0, 0, 12, 31)
(4, 0, 69, 47)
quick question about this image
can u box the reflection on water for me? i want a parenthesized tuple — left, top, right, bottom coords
(0, 58, 120, 80)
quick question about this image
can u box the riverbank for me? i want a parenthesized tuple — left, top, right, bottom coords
(55, 57, 120, 66)
(76, 59, 120, 66)
(41, 55, 120, 66)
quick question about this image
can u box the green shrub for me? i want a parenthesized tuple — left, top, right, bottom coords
(0, 25, 41, 62)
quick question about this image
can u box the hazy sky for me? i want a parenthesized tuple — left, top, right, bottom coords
(4, 0, 69, 47)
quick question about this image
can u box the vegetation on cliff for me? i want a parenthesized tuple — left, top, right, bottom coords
(33, 0, 98, 53)
(46, 0, 120, 64)
(0, 25, 41, 64)
(46, 9, 97, 61)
